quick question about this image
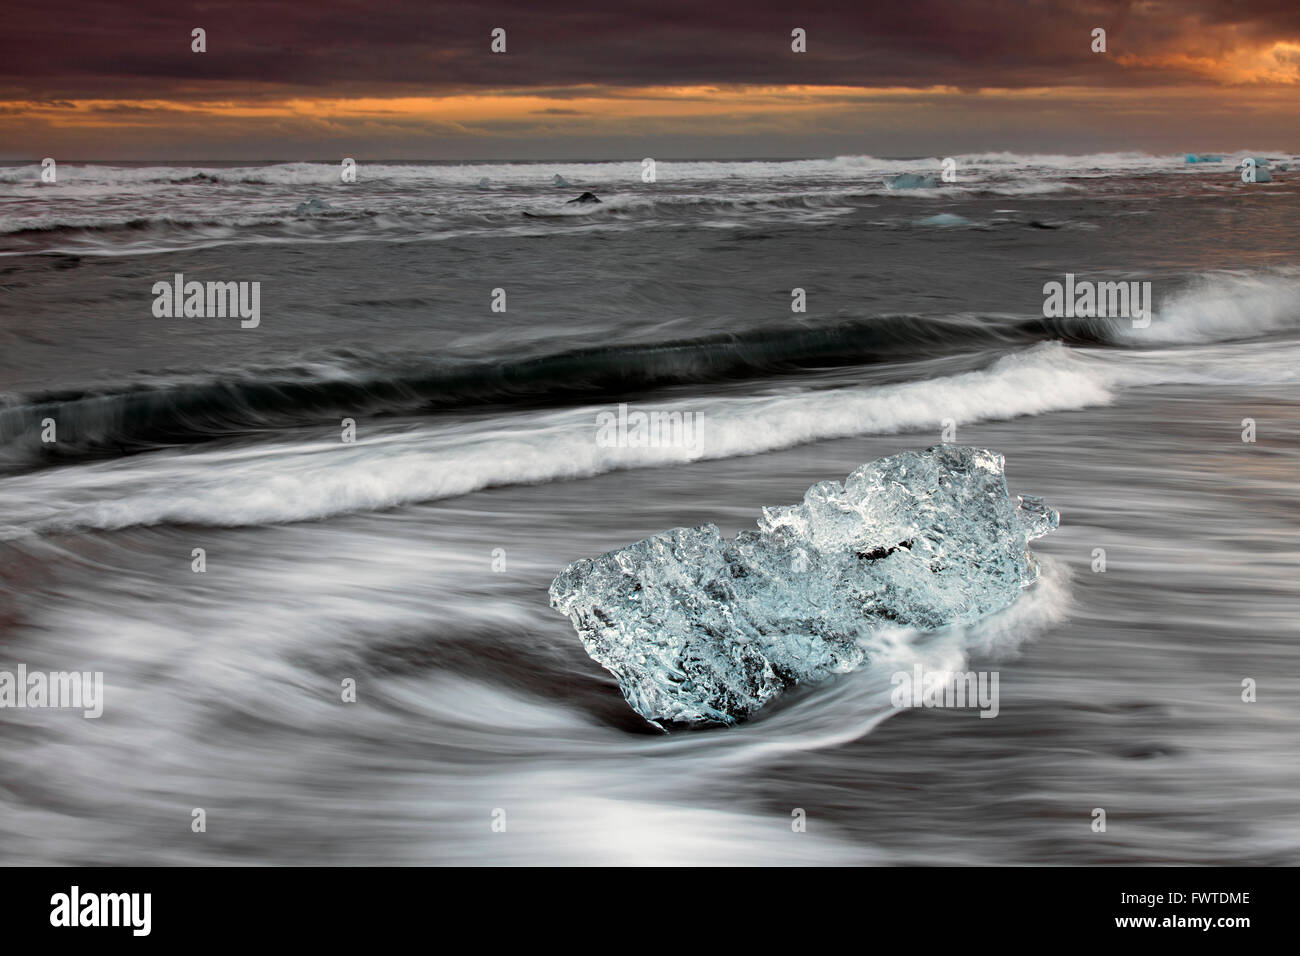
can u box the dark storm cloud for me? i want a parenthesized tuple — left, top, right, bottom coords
(3, 0, 1300, 100)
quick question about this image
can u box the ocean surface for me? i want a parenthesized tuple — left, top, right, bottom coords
(0, 151, 1297, 865)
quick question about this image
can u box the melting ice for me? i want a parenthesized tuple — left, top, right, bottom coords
(549, 445, 1059, 729)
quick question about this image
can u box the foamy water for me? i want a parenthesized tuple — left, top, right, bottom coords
(1, 154, 1298, 864)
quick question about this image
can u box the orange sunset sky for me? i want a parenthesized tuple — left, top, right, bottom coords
(1, 1, 1298, 159)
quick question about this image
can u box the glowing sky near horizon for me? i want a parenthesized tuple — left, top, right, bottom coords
(2, 1, 1297, 158)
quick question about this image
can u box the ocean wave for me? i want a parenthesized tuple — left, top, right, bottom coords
(0, 185, 1023, 241)
(3, 151, 1283, 189)
(2, 334, 1299, 534)
(0, 316, 1044, 466)
(1114, 270, 1300, 345)
(4, 150, 1274, 257)
(5, 264, 1298, 466)
(0, 342, 1142, 534)
(0, 209, 375, 238)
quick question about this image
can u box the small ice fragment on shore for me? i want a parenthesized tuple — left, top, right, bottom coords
(885, 173, 938, 189)
(549, 445, 1059, 729)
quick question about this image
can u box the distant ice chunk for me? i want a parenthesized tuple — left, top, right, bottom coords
(549, 445, 1059, 728)
(476, 177, 491, 189)
(885, 173, 938, 189)
(1185, 153, 1223, 163)
(917, 213, 972, 227)
(294, 198, 333, 215)
(554, 174, 571, 187)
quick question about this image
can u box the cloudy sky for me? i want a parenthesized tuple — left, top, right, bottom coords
(2, 0, 1298, 159)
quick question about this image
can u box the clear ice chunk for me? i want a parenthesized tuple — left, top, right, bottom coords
(885, 173, 938, 189)
(918, 213, 972, 227)
(294, 198, 333, 214)
(549, 445, 1059, 729)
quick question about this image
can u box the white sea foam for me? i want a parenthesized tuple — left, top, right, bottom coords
(0, 151, 1244, 195)
(1114, 270, 1300, 345)
(3, 333, 1297, 535)
(3, 150, 1279, 256)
